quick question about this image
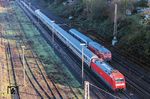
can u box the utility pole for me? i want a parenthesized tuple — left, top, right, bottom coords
(51, 21, 55, 43)
(84, 81, 90, 99)
(80, 43, 86, 85)
(22, 46, 26, 86)
(112, 3, 118, 46)
(36, 9, 40, 25)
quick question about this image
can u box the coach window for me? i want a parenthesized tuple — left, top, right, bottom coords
(84, 56, 87, 60)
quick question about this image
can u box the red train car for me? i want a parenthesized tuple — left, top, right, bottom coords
(88, 42, 112, 61)
(91, 58, 126, 91)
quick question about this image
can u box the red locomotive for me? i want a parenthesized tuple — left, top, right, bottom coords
(91, 58, 126, 90)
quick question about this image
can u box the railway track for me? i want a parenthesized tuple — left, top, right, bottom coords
(112, 51, 150, 84)
(112, 56, 150, 94)
(0, 25, 12, 98)
(6, 40, 20, 99)
(34, 37, 81, 98)
(16, 38, 63, 99)
(3, 2, 41, 98)
(8, 36, 45, 98)
(4, 16, 41, 99)
(1, 0, 71, 98)
(110, 58, 150, 98)
(29, 49, 62, 99)
(24, 53, 51, 98)
(0, 1, 20, 99)
(13, 9, 52, 99)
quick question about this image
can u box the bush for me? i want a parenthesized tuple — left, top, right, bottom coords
(118, 15, 150, 57)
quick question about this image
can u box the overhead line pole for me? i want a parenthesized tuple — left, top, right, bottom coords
(80, 43, 86, 85)
(112, 3, 118, 46)
(51, 21, 55, 43)
(22, 46, 26, 86)
(81, 45, 84, 85)
(84, 81, 90, 99)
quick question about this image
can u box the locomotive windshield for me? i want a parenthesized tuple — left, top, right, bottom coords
(115, 78, 124, 82)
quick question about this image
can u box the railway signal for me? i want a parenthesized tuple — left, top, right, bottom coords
(7, 86, 19, 95)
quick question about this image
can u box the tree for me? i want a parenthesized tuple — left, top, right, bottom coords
(135, 0, 148, 7)
(54, 0, 65, 4)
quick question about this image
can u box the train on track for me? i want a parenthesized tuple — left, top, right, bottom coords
(20, 1, 126, 91)
(69, 29, 112, 61)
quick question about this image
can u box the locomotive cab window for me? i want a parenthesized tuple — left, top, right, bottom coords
(115, 78, 124, 82)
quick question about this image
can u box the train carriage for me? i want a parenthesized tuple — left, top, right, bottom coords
(88, 42, 112, 61)
(91, 60, 126, 90)
(69, 28, 93, 44)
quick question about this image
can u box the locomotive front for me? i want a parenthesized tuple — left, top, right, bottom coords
(111, 70, 126, 91)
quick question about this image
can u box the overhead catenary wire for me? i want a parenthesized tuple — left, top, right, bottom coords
(89, 83, 121, 99)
